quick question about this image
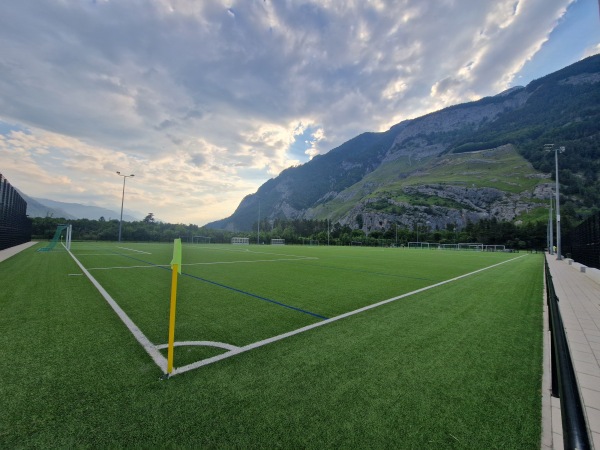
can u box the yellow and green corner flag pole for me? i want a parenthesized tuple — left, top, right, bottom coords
(167, 238, 182, 375)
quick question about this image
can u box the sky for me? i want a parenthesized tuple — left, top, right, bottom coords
(0, 0, 598, 225)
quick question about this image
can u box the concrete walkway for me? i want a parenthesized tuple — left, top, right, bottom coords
(544, 254, 600, 450)
(0, 241, 38, 264)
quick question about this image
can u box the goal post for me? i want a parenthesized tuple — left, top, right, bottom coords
(231, 237, 250, 245)
(193, 236, 212, 244)
(458, 243, 484, 251)
(271, 239, 285, 245)
(37, 224, 71, 252)
(483, 244, 506, 252)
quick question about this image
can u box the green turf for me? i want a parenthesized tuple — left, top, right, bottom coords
(0, 242, 543, 448)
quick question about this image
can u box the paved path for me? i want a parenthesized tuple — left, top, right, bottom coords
(0, 241, 38, 264)
(544, 254, 600, 450)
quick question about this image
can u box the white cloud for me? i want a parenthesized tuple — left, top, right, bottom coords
(0, 0, 580, 224)
(583, 43, 600, 59)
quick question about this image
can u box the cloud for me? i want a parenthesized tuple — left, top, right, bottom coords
(0, 0, 577, 224)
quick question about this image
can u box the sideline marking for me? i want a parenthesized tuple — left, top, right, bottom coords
(64, 245, 168, 372)
(86, 257, 316, 271)
(88, 264, 170, 270)
(184, 257, 318, 266)
(170, 254, 528, 376)
(116, 246, 151, 254)
(155, 341, 241, 352)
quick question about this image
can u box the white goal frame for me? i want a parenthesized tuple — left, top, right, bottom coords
(271, 239, 285, 245)
(408, 241, 435, 249)
(483, 244, 506, 252)
(458, 243, 484, 251)
(231, 237, 250, 245)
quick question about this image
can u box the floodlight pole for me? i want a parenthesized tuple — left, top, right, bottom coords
(555, 147, 565, 260)
(116, 171, 134, 243)
(548, 197, 554, 255)
(257, 199, 260, 245)
(545, 144, 564, 260)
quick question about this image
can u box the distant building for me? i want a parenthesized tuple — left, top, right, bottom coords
(0, 173, 32, 250)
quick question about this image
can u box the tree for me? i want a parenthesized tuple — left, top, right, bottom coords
(143, 213, 155, 223)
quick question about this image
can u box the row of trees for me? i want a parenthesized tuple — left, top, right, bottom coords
(32, 215, 555, 250)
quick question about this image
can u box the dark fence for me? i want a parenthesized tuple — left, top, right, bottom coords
(565, 212, 600, 270)
(0, 173, 32, 251)
(545, 259, 591, 449)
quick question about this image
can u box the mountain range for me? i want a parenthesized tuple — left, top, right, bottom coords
(207, 54, 600, 232)
(20, 192, 140, 222)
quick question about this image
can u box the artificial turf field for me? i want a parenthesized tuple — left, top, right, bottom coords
(0, 242, 544, 448)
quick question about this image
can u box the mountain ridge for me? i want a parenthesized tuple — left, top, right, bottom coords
(207, 54, 600, 232)
(20, 192, 141, 222)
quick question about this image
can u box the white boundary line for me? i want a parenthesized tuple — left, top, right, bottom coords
(116, 246, 152, 254)
(170, 254, 528, 376)
(155, 341, 241, 352)
(87, 264, 170, 271)
(183, 257, 317, 266)
(64, 245, 168, 372)
(86, 258, 316, 271)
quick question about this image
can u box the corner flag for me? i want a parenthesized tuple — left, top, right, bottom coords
(171, 238, 182, 274)
(167, 238, 182, 375)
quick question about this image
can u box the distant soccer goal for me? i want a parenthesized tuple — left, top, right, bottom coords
(350, 241, 363, 246)
(193, 236, 212, 244)
(231, 237, 249, 245)
(458, 243, 484, 251)
(438, 244, 459, 251)
(271, 239, 285, 245)
(483, 244, 506, 252)
(408, 242, 435, 249)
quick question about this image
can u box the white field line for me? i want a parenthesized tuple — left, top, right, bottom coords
(86, 257, 316, 271)
(64, 245, 168, 372)
(193, 245, 313, 259)
(170, 254, 528, 376)
(184, 257, 317, 266)
(87, 264, 170, 271)
(155, 341, 241, 352)
(116, 246, 151, 254)
(71, 253, 124, 256)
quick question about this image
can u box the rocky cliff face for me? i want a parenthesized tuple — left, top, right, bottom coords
(385, 88, 530, 160)
(335, 180, 553, 234)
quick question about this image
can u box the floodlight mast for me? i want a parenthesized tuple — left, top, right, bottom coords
(548, 197, 554, 255)
(116, 171, 135, 243)
(545, 144, 565, 260)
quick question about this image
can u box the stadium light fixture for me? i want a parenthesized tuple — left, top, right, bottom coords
(116, 171, 135, 243)
(544, 144, 565, 260)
